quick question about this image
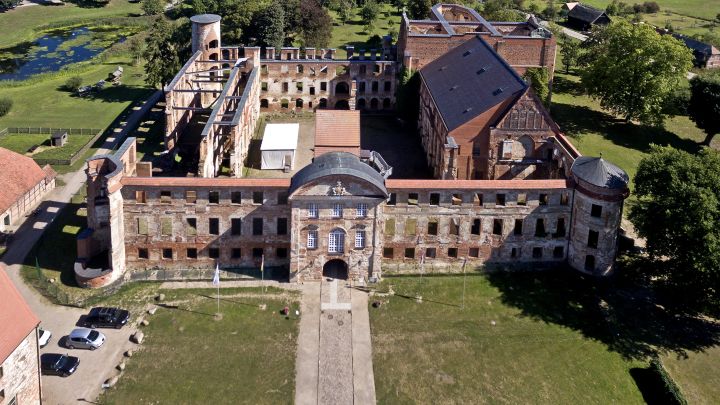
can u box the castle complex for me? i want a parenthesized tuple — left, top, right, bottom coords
(75, 4, 629, 288)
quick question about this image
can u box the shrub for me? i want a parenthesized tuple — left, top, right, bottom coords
(0, 98, 12, 117)
(65, 76, 83, 92)
(649, 358, 687, 405)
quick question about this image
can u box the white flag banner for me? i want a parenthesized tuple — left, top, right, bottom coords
(212, 263, 220, 286)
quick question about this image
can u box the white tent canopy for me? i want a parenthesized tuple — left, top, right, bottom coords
(260, 123, 299, 170)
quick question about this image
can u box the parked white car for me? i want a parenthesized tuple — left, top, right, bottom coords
(38, 328, 52, 348)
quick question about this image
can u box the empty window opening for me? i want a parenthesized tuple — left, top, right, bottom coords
(532, 247, 542, 258)
(387, 193, 396, 205)
(135, 190, 147, 203)
(138, 248, 148, 259)
(474, 193, 483, 206)
(253, 218, 263, 235)
(405, 248, 415, 259)
(588, 230, 599, 249)
(496, 194, 506, 206)
(162, 248, 173, 259)
(383, 248, 394, 259)
(517, 193, 527, 206)
(493, 219, 503, 235)
(428, 220, 438, 235)
(209, 248, 219, 259)
(554, 218, 566, 238)
(560, 193, 569, 205)
(535, 218, 546, 237)
(209, 191, 220, 204)
(514, 219, 523, 235)
(185, 190, 196, 204)
(276, 248, 288, 258)
(407, 193, 419, 205)
(448, 248, 458, 258)
(539, 193, 549, 205)
(160, 191, 171, 204)
(277, 192, 288, 205)
(471, 219, 481, 235)
(553, 246, 564, 258)
(469, 247, 480, 258)
(430, 193, 440, 205)
(253, 191, 263, 204)
(585, 255, 596, 271)
(187, 248, 197, 259)
(277, 218, 288, 235)
(231, 218, 242, 235)
(231, 248, 241, 259)
(425, 247, 436, 258)
(253, 248, 264, 258)
(511, 248, 518, 258)
(231, 191, 242, 204)
(186, 218, 197, 236)
(591, 204, 603, 218)
(452, 193, 462, 205)
(450, 218, 460, 236)
(209, 218, 220, 235)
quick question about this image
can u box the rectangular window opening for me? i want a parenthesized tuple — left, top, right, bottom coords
(492, 219, 503, 235)
(231, 248, 241, 259)
(138, 248, 148, 259)
(209, 218, 220, 235)
(187, 248, 197, 259)
(231, 218, 242, 236)
(383, 247, 394, 259)
(471, 219, 481, 235)
(452, 193, 462, 206)
(252, 191, 264, 204)
(514, 219, 523, 236)
(429, 193, 440, 205)
(448, 247, 458, 258)
(591, 204, 603, 218)
(404, 248, 415, 259)
(253, 218, 263, 235)
(532, 247, 543, 258)
(517, 193, 527, 206)
(425, 247, 436, 258)
(231, 191, 242, 204)
(496, 193, 506, 206)
(209, 191, 220, 204)
(160, 190, 171, 204)
(588, 230, 599, 249)
(407, 193, 419, 205)
(277, 218, 288, 235)
(162, 248, 173, 259)
(185, 190, 197, 204)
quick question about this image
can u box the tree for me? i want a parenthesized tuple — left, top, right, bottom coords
(335, 0, 356, 24)
(559, 34, 580, 74)
(579, 21, 693, 125)
(0, 0, 21, 10)
(361, 0, 380, 33)
(542, 0, 558, 20)
(254, 0, 285, 49)
(629, 145, 720, 308)
(391, 0, 406, 13)
(141, 0, 164, 16)
(406, 0, 432, 19)
(144, 18, 181, 88)
(299, 0, 332, 48)
(688, 72, 720, 146)
(716, 12, 720, 25)
(128, 35, 146, 66)
(482, 0, 526, 21)
(0, 98, 12, 118)
(523, 67, 549, 105)
(64, 76, 83, 92)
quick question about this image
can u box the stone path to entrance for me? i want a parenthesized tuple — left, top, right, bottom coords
(295, 278, 377, 405)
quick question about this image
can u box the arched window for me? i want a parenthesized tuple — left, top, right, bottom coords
(328, 229, 345, 253)
(319, 98, 327, 108)
(209, 40, 219, 49)
(370, 98, 379, 109)
(296, 98, 303, 108)
(356, 98, 366, 109)
(335, 82, 349, 94)
(382, 98, 391, 109)
(209, 53, 219, 61)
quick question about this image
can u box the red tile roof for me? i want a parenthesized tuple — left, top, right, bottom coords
(386, 179, 570, 190)
(0, 265, 40, 363)
(315, 110, 360, 148)
(0, 147, 55, 214)
(121, 177, 291, 187)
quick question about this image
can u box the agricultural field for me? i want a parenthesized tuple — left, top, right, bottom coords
(579, 0, 720, 21)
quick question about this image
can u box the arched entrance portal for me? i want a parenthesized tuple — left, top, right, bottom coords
(323, 259, 348, 280)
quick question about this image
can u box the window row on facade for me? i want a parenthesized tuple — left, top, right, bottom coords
(133, 189, 287, 205)
(260, 63, 392, 76)
(382, 245, 567, 260)
(306, 228, 366, 252)
(135, 216, 288, 237)
(385, 190, 571, 208)
(305, 203, 368, 219)
(383, 216, 567, 238)
(135, 246, 288, 261)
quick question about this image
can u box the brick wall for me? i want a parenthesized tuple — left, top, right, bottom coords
(0, 329, 41, 405)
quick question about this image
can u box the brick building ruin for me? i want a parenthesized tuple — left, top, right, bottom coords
(75, 4, 629, 288)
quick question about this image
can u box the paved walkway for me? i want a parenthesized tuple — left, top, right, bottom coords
(295, 278, 377, 405)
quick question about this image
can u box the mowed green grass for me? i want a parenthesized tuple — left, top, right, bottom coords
(328, 3, 402, 50)
(0, 0, 142, 48)
(0, 54, 153, 129)
(576, 0, 720, 20)
(100, 288, 299, 405)
(370, 275, 646, 404)
(550, 71, 713, 189)
(662, 347, 720, 404)
(0, 133, 94, 160)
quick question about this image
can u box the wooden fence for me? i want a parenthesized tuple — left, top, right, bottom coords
(0, 127, 104, 166)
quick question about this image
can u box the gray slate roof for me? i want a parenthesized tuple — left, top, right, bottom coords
(289, 152, 388, 197)
(571, 156, 629, 189)
(567, 4, 608, 24)
(190, 14, 221, 24)
(419, 36, 528, 132)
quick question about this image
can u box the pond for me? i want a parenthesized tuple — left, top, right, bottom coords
(0, 27, 126, 81)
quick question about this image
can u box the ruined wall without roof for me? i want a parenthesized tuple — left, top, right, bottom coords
(120, 178, 292, 273)
(381, 180, 573, 274)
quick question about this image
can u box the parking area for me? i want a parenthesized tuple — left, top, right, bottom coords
(38, 306, 141, 405)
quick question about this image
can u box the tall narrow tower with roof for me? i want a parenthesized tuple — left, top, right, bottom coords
(568, 156, 630, 275)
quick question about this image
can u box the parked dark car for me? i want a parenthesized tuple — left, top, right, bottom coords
(81, 307, 130, 329)
(40, 353, 79, 377)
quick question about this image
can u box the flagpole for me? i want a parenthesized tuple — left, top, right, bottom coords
(461, 257, 467, 310)
(213, 262, 221, 315)
(261, 254, 265, 294)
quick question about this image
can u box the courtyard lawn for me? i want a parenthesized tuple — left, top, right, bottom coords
(100, 288, 299, 405)
(0, 0, 143, 49)
(329, 4, 402, 50)
(662, 346, 720, 404)
(370, 273, 647, 404)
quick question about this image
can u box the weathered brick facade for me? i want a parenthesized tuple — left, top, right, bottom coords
(0, 331, 41, 405)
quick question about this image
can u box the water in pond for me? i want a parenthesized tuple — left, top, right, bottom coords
(0, 27, 125, 81)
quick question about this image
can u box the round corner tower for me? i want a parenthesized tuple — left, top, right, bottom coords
(191, 14, 222, 60)
(568, 156, 630, 276)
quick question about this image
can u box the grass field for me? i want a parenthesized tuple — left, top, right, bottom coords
(550, 70, 713, 189)
(328, 3, 402, 50)
(0, 0, 143, 49)
(663, 346, 720, 404)
(577, 0, 720, 21)
(99, 287, 299, 404)
(370, 274, 647, 404)
(0, 133, 95, 160)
